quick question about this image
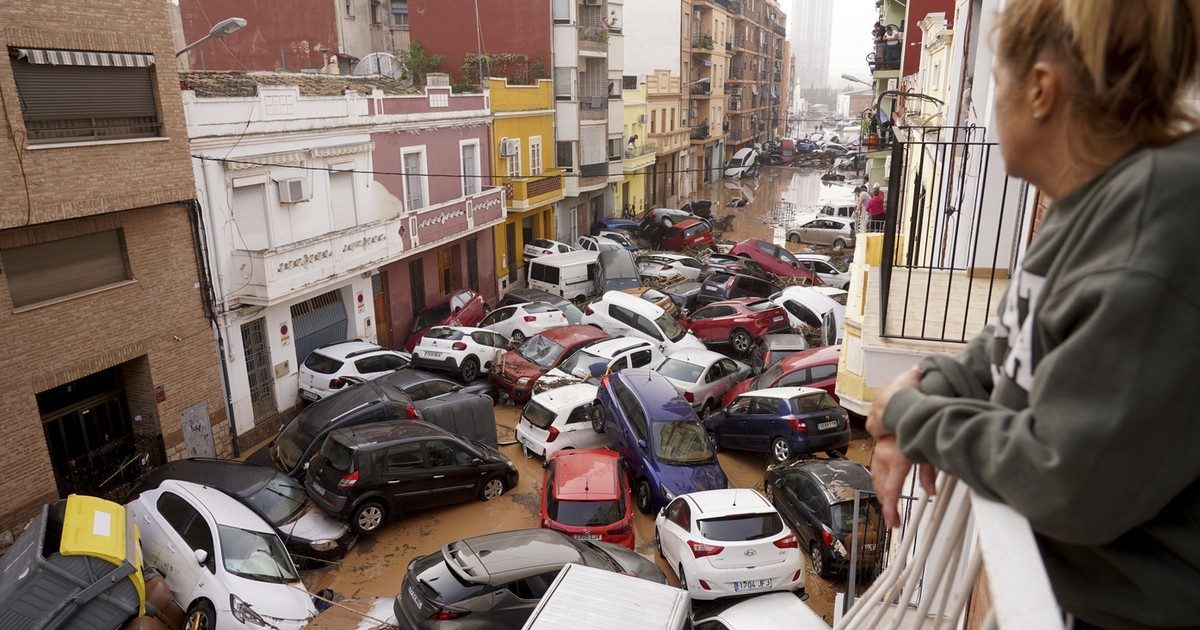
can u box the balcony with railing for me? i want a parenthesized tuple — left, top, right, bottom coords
(690, 31, 715, 52)
(623, 142, 657, 171)
(650, 127, 689, 154)
(689, 122, 710, 142)
(500, 169, 565, 210)
(579, 95, 608, 120)
(869, 40, 903, 74)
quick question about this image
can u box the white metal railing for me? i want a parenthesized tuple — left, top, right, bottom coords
(837, 474, 1064, 630)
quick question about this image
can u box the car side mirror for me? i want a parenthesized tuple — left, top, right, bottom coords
(194, 549, 208, 565)
(471, 457, 484, 465)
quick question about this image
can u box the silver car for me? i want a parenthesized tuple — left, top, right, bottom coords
(786, 216, 856, 250)
(657, 348, 750, 417)
(395, 529, 666, 629)
(796, 254, 851, 289)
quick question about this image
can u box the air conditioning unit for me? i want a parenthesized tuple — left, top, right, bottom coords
(276, 178, 310, 203)
(637, 114, 647, 124)
(583, 0, 602, 5)
(500, 138, 520, 157)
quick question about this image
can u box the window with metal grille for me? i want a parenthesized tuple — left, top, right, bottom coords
(1, 229, 131, 308)
(507, 139, 522, 178)
(410, 259, 425, 312)
(9, 48, 161, 144)
(466, 238, 479, 291)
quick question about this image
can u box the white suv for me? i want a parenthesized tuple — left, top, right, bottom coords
(523, 238, 575, 263)
(477, 301, 567, 344)
(535, 337, 664, 393)
(298, 341, 410, 402)
(514, 383, 607, 464)
(410, 326, 509, 382)
(582, 290, 704, 355)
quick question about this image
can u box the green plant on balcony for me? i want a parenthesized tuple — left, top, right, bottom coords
(579, 26, 609, 44)
(459, 52, 549, 89)
(396, 41, 442, 86)
(698, 33, 715, 50)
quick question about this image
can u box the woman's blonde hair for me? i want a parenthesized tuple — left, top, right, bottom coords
(996, 0, 1200, 147)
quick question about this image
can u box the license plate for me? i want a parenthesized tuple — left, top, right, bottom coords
(818, 420, 838, 430)
(733, 578, 773, 592)
(300, 390, 319, 402)
(772, 315, 784, 322)
(311, 482, 326, 496)
(574, 534, 601, 541)
(425, 351, 443, 358)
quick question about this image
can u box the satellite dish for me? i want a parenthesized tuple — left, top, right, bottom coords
(353, 52, 410, 84)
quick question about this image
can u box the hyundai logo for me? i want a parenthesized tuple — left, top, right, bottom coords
(744, 549, 757, 557)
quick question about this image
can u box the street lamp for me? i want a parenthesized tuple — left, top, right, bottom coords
(841, 74, 872, 87)
(175, 17, 247, 57)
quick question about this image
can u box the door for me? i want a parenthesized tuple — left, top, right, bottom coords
(658, 498, 692, 567)
(438, 248, 455, 294)
(241, 318, 279, 422)
(741, 396, 781, 451)
(372, 273, 391, 347)
(381, 441, 433, 510)
(291, 290, 349, 367)
(781, 474, 819, 544)
(506, 222, 518, 283)
(39, 371, 135, 501)
(720, 396, 753, 448)
(148, 491, 214, 604)
(425, 439, 483, 505)
(479, 306, 517, 337)
(562, 404, 604, 450)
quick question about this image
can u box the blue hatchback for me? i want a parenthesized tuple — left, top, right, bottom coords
(704, 386, 851, 463)
(594, 369, 729, 514)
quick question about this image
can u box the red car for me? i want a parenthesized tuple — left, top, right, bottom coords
(727, 238, 822, 284)
(680, 297, 791, 354)
(489, 325, 609, 402)
(403, 288, 489, 351)
(661, 219, 716, 251)
(723, 344, 841, 405)
(540, 448, 635, 549)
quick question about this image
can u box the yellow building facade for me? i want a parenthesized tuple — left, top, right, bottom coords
(487, 78, 566, 295)
(619, 84, 656, 217)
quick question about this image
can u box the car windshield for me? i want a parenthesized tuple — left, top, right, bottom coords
(302, 353, 343, 375)
(658, 358, 703, 383)
(275, 417, 313, 470)
(827, 259, 849, 273)
(747, 300, 775, 312)
(218, 526, 299, 583)
(556, 349, 608, 379)
(244, 475, 308, 525)
(655, 312, 686, 342)
(518, 335, 568, 368)
(424, 327, 463, 340)
(557, 302, 585, 325)
(831, 499, 883, 534)
(413, 304, 451, 331)
(652, 421, 715, 465)
(697, 512, 784, 541)
(755, 362, 786, 389)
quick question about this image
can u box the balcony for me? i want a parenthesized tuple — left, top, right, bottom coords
(690, 32, 715, 51)
(623, 143, 656, 171)
(501, 170, 565, 211)
(869, 41, 902, 73)
(579, 95, 608, 120)
(578, 26, 609, 54)
(649, 128, 689, 154)
(689, 122, 710, 142)
(689, 79, 712, 97)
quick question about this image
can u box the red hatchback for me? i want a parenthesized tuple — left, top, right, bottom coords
(723, 344, 841, 405)
(403, 289, 488, 351)
(727, 238, 821, 284)
(489, 325, 609, 402)
(540, 449, 635, 549)
(661, 219, 716, 251)
(681, 298, 791, 354)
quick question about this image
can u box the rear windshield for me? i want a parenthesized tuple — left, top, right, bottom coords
(425, 327, 464, 340)
(523, 400, 557, 430)
(321, 437, 355, 473)
(658, 358, 703, 383)
(793, 393, 840, 413)
(698, 513, 785, 541)
(245, 475, 308, 525)
(413, 304, 451, 330)
(549, 497, 626, 527)
(529, 239, 555, 249)
(413, 553, 492, 605)
(526, 302, 560, 314)
(303, 353, 343, 375)
(682, 223, 708, 238)
(831, 499, 883, 534)
(707, 273, 734, 286)
(747, 300, 775, 312)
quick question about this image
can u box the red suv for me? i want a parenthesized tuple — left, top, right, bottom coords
(661, 219, 716, 251)
(727, 238, 821, 284)
(723, 345, 841, 405)
(489, 325, 609, 402)
(403, 289, 488, 351)
(540, 449, 635, 549)
(680, 298, 791, 354)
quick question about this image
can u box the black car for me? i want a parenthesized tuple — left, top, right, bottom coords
(696, 271, 780, 306)
(498, 288, 585, 325)
(763, 458, 884, 579)
(749, 333, 810, 375)
(134, 458, 356, 566)
(305, 421, 519, 535)
(384, 367, 497, 402)
(699, 252, 771, 280)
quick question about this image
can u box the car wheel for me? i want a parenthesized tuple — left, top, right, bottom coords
(764, 481, 775, 502)
(707, 431, 720, 452)
(184, 600, 216, 630)
(811, 543, 829, 578)
(833, 238, 848, 251)
(510, 330, 526, 345)
(589, 405, 605, 433)
(479, 476, 506, 501)
(699, 400, 714, 419)
(635, 479, 653, 515)
(787, 232, 801, 243)
(730, 329, 753, 353)
(460, 357, 480, 383)
(772, 437, 793, 463)
(826, 445, 849, 458)
(351, 501, 387, 535)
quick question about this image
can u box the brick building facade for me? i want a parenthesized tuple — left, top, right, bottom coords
(0, 0, 228, 543)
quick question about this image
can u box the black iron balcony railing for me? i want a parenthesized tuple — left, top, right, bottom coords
(869, 41, 902, 72)
(690, 123, 710, 140)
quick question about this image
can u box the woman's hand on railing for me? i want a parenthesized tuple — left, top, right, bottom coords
(868, 365, 937, 528)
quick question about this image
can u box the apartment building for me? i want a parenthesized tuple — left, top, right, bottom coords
(684, 0, 733, 185)
(726, 0, 786, 156)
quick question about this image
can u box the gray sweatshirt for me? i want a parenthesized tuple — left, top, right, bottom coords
(883, 133, 1200, 629)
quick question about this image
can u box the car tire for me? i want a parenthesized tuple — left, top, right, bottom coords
(826, 445, 849, 458)
(772, 437, 793, 463)
(787, 233, 801, 243)
(730, 329, 753, 354)
(479, 476, 506, 501)
(833, 238, 848, 251)
(707, 431, 720, 452)
(589, 405, 605, 433)
(699, 400, 714, 419)
(811, 543, 830, 578)
(764, 481, 775, 503)
(510, 330, 526, 345)
(460, 357, 480, 383)
(184, 599, 216, 630)
(635, 479, 653, 515)
(351, 500, 387, 536)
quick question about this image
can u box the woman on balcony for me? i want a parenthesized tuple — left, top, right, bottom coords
(867, 0, 1200, 628)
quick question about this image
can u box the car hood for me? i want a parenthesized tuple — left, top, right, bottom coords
(655, 459, 728, 496)
(497, 353, 550, 380)
(223, 573, 318, 625)
(593, 542, 668, 584)
(672, 333, 706, 351)
(280, 502, 351, 543)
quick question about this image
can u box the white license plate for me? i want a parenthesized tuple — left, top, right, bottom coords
(733, 578, 772, 592)
(300, 390, 319, 402)
(772, 315, 784, 321)
(574, 534, 601, 541)
(818, 420, 838, 430)
(425, 351, 443, 358)
(311, 482, 326, 496)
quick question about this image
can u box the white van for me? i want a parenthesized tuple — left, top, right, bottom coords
(723, 147, 760, 178)
(527, 250, 601, 302)
(522, 563, 690, 630)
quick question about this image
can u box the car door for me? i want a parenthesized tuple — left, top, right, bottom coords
(626, 347, 658, 370)
(489, 570, 562, 628)
(657, 497, 692, 568)
(471, 330, 503, 367)
(798, 220, 822, 244)
(479, 306, 517, 338)
(783, 474, 821, 544)
(381, 441, 433, 510)
(743, 396, 784, 452)
(698, 360, 727, 407)
(605, 304, 641, 340)
(708, 358, 741, 402)
(144, 491, 215, 605)
(353, 355, 392, 381)
(425, 438, 483, 505)
(716, 396, 753, 448)
(562, 404, 603, 450)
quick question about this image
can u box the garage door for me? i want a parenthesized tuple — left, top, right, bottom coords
(290, 289, 348, 365)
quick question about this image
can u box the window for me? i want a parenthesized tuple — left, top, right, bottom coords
(391, 0, 409, 25)
(1, 230, 131, 308)
(460, 142, 480, 196)
(670, 108, 676, 131)
(505, 572, 560, 600)
(629, 349, 654, 368)
(10, 48, 160, 144)
(607, 137, 621, 160)
(386, 443, 425, 471)
(552, 0, 571, 22)
(809, 364, 837, 381)
(529, 137, 543, 175)
(554, 68, 572, 100)
(370, 0, 384, 23)
(507, 138, 522, 178)
(231, 183, 270, 250)
(622, 75, 637, 89)
(328, 170, 356, 230)
(354, 356, 387, 373)
(427, 440, 475, 467)
(402, 149, 427, 211)
(665, 498, 691, 530)
(650, 110, 657, 134)
(556, 141, 573, 169)
(777, 368, 811, 387)
(750, 397, 780, 415)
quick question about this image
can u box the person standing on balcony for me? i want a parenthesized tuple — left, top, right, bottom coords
(865, 186, 886, 227)
(868, 1, 1200, 628)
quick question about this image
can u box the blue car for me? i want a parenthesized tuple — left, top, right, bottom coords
(704, 386, 851, 463)
(592, 217, 641, 236)
(594, 369, 729, 514)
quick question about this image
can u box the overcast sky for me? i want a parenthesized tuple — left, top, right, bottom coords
(781, 0, 877, 90)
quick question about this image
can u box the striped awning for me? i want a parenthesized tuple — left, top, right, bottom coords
(13, 48, 155, 68)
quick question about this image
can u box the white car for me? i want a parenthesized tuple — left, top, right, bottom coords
(477, 301, 567, 344)
(298, 341, 410, 402)
(770, 286, 843, 330)
(813, 286, 849, 305)
(655, 489, 804, 602)
(599, 230, 638, 251)
(514, 383, 608, 463)
(523, 238, 576, 263)
(692, 592, 828, 630)
(410, 326, 509, 382)
(536, 337, 664, 392)
(796, 254, 851, 289)
(637, 253, 705, 282)
(724, 148, 760, 178)
(656, 349, 750, 416)
(129, 480, 318, 630)
(582, 290, 705, 355)
(576, 235, 626, 253)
